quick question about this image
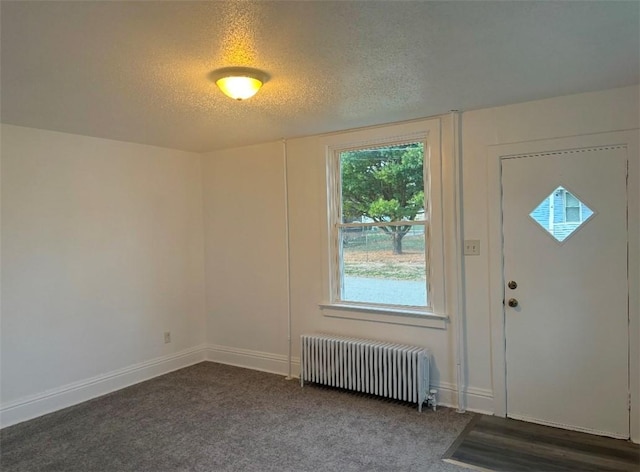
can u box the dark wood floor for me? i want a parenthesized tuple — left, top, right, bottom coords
(443, 415, 640, 472)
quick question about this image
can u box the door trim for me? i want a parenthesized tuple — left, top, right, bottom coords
(486, 130, 639, 442)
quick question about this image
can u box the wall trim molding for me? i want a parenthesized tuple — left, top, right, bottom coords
(433, 381, 494, 415)
(1, 343, 495, 428)
(487, 130, 639, 442)
(0, 345, 208, 428)
(205, 343, 493, 414)
(206, 343, 300, 377)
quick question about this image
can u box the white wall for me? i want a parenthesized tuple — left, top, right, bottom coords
(1, 125, 207, 425)
(462, 85, 639, 439)
(202, 85, 639, 418)
(284, 116, 468, 404)
(2, 84, 638, 432)
(201, 142, 290, 371)
(202, 116, 484, 409)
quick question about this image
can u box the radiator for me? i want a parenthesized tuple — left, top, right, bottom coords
(300, 334, 436, 412)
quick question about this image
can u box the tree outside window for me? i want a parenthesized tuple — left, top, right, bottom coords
(332, 140, 429, 307)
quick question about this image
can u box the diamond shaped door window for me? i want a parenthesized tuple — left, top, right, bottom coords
(529, 186, 594, 243)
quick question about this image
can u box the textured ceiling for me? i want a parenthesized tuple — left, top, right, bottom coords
(1, 1, 639, 152)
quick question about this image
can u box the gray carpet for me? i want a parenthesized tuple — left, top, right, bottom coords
(0, 362, 473, 472)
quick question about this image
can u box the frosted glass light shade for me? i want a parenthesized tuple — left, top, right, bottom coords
(211, 67, 268, 101)
(216, 76, 262, 100)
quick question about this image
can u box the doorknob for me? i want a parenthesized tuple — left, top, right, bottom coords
(508, 298, 519, 308)
(508, 280, 518, 289)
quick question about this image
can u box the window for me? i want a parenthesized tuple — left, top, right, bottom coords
(564, 191, 581, 223)
(529, 186, 595, 243)
(322, 118, 450, 327)
(333, 140, 428, 308)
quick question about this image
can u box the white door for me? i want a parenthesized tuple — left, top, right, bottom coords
(502, 145, 629, 438)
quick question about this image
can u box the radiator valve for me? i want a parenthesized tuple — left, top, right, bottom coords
(426, 389, 438, 411)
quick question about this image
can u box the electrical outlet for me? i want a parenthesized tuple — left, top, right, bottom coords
(164, 331, 171, 344)
(464, 240, 480, 256)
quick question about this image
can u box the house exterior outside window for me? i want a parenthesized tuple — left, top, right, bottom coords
(529, 186, 594, 242)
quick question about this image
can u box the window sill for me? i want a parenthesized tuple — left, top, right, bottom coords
(319, 303, 448, 329)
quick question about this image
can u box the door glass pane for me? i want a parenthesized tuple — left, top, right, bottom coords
(529, 186, 594, 242)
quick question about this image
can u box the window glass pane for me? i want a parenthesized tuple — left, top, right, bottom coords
(340, 143, 425, 224)
(565, 191, 580, 222)
(565, 206, 580, 223)
(565, 192, 580, 208)
(340, 225, 427, 307)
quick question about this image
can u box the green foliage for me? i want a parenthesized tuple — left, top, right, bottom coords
(340, 142, 425, 253)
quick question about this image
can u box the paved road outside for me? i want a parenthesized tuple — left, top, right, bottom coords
(343, 276, 426, 306)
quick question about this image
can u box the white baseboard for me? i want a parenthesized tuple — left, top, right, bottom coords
(0, 345, 208, 429)
(205, 343, 494, 414)
(1, 343, 494, 429)
(432, 381, 494, 415)
(206, 343, 300, 377)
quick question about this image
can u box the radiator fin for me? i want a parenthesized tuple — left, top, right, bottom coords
(300, 334, 430, 411)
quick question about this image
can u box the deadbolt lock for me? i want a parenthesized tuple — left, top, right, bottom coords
(508, 280, 517, 290)
(508, 298, 519, 308)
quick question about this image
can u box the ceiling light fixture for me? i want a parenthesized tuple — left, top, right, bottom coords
(211, 67, 269, 101)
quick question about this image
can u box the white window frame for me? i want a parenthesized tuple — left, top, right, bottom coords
(319, 118, 449, 329)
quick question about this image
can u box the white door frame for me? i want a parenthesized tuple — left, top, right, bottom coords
(486, 130, 639, 442)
